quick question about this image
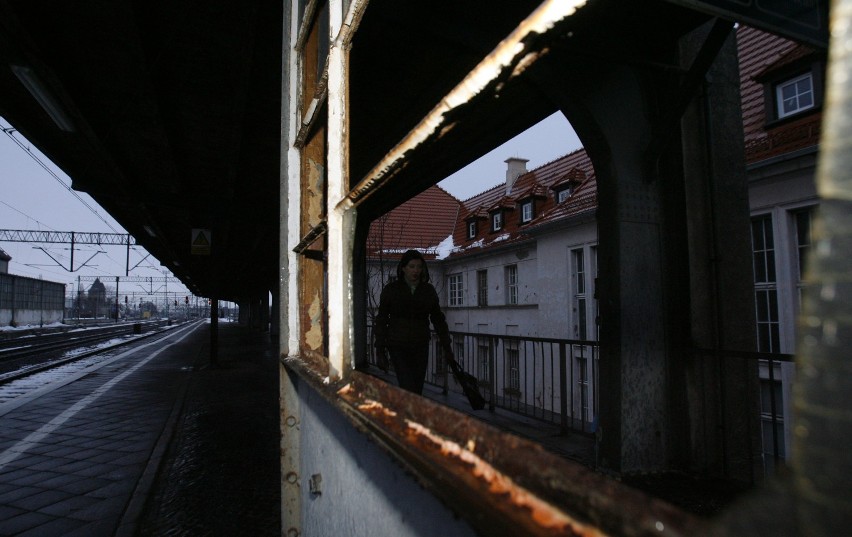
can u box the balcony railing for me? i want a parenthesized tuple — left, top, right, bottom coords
(693, 347, 794, 477)
(368, 325, 599, 435)
(368, 326, 793, 478)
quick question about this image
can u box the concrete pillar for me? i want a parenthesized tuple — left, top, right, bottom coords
(534, 58, 674, 474)
(211, 294, 219, 366)
(270, 285, 280, 338)
(589, 65, 670, 473)
(680, 27, 761, 481)
(238, 298, 249, 324)
(260, 289, 270, 333)
(540, 30, 758, 478)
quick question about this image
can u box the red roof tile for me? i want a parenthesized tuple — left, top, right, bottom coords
(449, 149, 597, 256)
(367, 185, 461, 258)
(737, 25, 823, 163)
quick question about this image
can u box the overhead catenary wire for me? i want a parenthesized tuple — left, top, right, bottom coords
(0, 200, 57, 231)
(1, 125, 120, 234)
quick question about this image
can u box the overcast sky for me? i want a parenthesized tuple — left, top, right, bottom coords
(0, 118, 186, 296)
(1, 111, 581, 290)
(438, 112, 581, 200)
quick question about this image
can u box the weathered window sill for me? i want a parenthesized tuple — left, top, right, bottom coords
(281, 355, 703, 537)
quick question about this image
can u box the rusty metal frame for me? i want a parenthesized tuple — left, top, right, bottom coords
(282, 356, 705, 537)
(286, 1, 713, 536)
(338, 0, 590, 212)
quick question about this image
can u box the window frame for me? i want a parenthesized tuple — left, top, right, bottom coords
(751, 215, 780, 353)
(505, 264, 518, 305)
(468, 220, 477, 239)
(477, 269, 488, 307)
(521, 200, 533, 223)
(776, 72, 815, 119)
(491, 211, 503, 232)
(448, 273, 464, 307)
(571, 248, 587, 339)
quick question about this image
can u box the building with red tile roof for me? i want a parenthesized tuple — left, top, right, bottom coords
(365, 26, 823, 474)
(739, 24, 825, 474)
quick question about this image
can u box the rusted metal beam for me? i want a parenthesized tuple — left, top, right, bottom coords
(340, 0, 590, 212)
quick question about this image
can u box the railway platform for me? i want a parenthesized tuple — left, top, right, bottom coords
(0, 318, 746, 536)
(0, 321, 280, 536)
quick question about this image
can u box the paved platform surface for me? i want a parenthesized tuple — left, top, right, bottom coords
(0, 321, 280, 536)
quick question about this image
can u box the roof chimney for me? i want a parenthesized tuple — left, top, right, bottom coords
(505, 157, 528, 194)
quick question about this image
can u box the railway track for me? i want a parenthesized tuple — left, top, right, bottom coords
(0, 320, 179, 389)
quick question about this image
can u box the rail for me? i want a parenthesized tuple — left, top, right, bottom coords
(693, 347, 795, 476)
(367, 326, 794, 476)
(367, 326, 599, 435)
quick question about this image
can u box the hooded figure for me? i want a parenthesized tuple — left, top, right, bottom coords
(374, 249, 453, 394)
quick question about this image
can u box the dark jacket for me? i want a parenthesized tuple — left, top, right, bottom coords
(374, 279, 451, 351)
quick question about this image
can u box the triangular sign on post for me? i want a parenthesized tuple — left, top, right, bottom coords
(191, 228, 211, 255)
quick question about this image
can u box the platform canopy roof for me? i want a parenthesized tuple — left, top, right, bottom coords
(1, 0, 809, 300)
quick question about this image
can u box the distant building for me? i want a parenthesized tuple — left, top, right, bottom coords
(442, 150, 597, 341)
(739, 25, 824, 473)
(0, 248, 66, 327)
(0, 247, 9, 274)
(365, 25, 821, 475)
(88, 277, 107, 318)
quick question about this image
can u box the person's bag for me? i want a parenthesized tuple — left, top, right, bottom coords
(444, 351, 486, 410)
(375, 346, 389, 372)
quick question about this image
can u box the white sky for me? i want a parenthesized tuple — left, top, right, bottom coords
(438, 111, 581, 200)
(0, 118, 187, 297)
(1, 111, 581, 290)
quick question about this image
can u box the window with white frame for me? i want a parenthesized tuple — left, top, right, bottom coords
(492, 211, 502, 231)
(468, 220, 477, 239)
(521, 201, 533, 223)
(793, 207, 813, 287)
(777, 73, 814, 119)
(505, 265, 518, 305)
(752, 215, 780, 352)
(476, 337, 491, 382)
(590, 245, 599, 340)
(571, 248, 587, 340)
(477, 270, 488, 307)
(557, 187, 572, 203)
(448, 273, 464, 306)
(505, 340, 520, 394)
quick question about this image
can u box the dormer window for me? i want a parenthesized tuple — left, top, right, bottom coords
(777, 73, 814, 118)
(521, 201, 533, 223)
(557, 187, 572, 203)
(465, 208, 488, 241)
(756, 45, 825, 127)
(492, 212, 503, 232)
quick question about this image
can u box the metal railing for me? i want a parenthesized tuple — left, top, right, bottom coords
(367, 326, 793, 475)
(693, 347, 794, 477)
(368, 325, 599, 435)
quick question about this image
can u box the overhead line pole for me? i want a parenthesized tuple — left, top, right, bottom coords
(0, 229, 138, 245)
(0, 228, 142, 275)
